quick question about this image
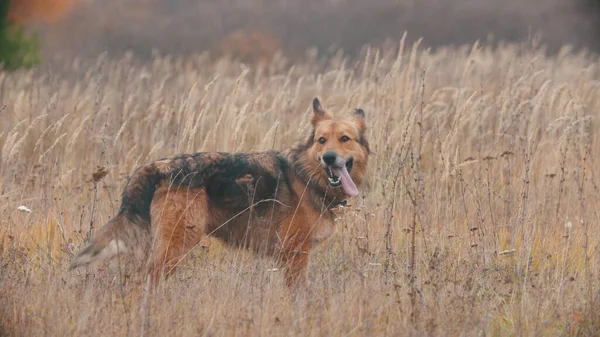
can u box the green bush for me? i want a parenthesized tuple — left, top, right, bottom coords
(0, 0, 41, 71)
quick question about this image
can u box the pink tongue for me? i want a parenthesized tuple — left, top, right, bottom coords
(330, 166, 359, 197)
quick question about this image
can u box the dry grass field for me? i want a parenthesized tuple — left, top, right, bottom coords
(1, 40, 600, 336)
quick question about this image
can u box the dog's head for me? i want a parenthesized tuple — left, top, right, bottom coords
(302, 98, 370, 198)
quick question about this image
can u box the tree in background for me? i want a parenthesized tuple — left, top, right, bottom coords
(0, 0, 41, 70)
(0, 0, 77, 70)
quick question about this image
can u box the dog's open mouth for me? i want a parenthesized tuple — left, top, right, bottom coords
(325, 159, 359, 197)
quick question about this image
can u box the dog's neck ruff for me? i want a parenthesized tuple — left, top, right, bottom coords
(315, 188, 349, 212)
(327, 198, 349, 210)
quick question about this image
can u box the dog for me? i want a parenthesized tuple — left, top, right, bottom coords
(69, 98, 370, 288)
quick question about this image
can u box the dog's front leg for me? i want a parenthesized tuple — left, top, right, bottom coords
(282, 249, 310, 288)
(280, 231, 311, 288)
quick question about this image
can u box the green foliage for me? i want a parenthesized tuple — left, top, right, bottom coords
(0, 0, 41, 71)
(0, 24, 41, 70)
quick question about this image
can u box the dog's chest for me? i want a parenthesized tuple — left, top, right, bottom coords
(311, 217, 336, 246)
(311, 205, 353, 245)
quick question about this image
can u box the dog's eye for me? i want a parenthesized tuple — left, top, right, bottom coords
(340, 136, 350, 142)
(318, 137, 326, 144)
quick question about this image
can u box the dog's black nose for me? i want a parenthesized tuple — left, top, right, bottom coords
(322, 151, 337, 165)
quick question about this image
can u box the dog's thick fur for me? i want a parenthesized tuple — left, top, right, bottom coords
(69, 98, 370, 288)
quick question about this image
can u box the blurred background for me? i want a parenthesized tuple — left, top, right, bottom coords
(2, 0, 600, 69)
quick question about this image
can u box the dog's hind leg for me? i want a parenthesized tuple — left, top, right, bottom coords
(147, 188, 208, 288)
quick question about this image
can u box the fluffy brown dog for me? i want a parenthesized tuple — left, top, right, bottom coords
(69, 98, 370, 288)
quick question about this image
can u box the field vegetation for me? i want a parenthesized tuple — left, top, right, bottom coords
(1, 39, 600, 336)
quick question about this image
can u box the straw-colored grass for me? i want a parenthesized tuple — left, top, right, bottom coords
(1, 40, 600, 336)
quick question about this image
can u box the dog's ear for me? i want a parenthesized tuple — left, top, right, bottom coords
(312, 98, 332, 125)
(353, 108, 370, 153)
(353, 108, 366, 131)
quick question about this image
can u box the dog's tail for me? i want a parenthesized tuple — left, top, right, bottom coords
(69, 164, 166, 270)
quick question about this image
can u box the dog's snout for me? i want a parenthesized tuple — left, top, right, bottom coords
(322, 151, 337, 165)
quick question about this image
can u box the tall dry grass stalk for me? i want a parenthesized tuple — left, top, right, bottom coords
(1, 41, 600, 336)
